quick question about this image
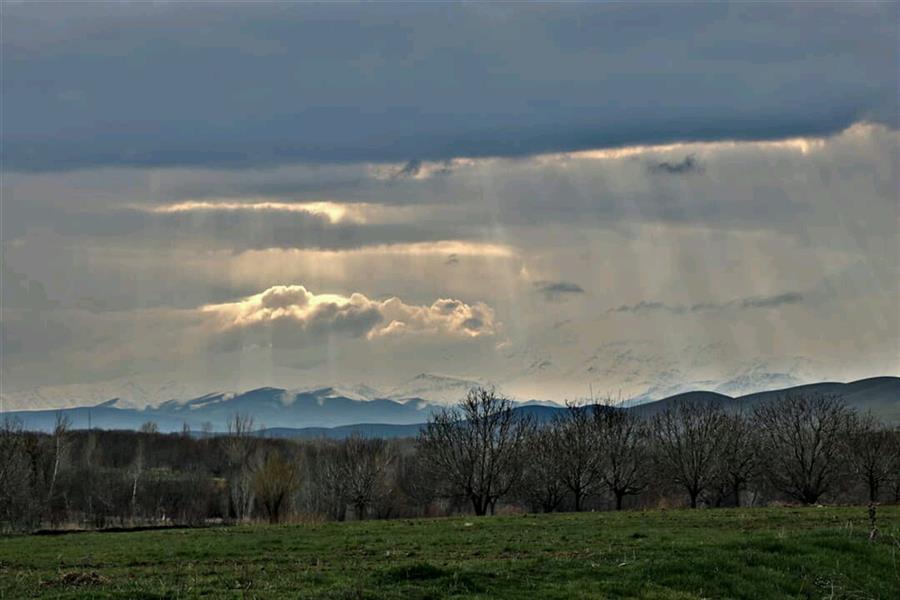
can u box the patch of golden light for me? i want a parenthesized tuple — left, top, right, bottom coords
(307, 292, 353, 307)
(367, 241, 515, 257)
(377, 123, 889, 172)
(141, 199, 432, 225)
(248, 240, 517, 259)
(545, 123, 892, 162)
(144, 199, 364, 224)
(562, 134, 830, 161)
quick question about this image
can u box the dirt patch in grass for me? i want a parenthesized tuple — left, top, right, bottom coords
(57, 570, 109, 586)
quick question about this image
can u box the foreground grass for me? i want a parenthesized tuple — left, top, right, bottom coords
(1, 506, 898, 599)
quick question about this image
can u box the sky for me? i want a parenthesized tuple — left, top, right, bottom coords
(2, 2, 898, 408)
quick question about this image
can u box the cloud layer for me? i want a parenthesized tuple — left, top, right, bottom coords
(2, 7, 897, 404)
(3, 3, 896, 171)
(608, 292, 804, 315)
(3, 123, 896, 401)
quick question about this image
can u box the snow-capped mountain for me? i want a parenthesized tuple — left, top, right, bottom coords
(0, 379, 204, 412)
(4, 386, 441, 433)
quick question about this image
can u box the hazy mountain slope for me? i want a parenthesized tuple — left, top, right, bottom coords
(735, 377, 900, 421)
(4, 376, 896, 434)
(626, 391, 736, 419)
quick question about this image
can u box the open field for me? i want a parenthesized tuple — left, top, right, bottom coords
(2, 506, 898, 599)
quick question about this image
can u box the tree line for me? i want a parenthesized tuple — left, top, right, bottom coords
(1, 388, 898, 532)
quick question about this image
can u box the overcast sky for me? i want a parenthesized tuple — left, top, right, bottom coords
(2, 2, 898, 406)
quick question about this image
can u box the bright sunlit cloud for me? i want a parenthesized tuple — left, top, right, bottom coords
(201, 284, 498, 343)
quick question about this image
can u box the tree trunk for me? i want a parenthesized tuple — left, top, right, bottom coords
(614, 491, 624, 511)
(688, 489, 699, 509)
(47, 436, 61, 508)
(472, 496, 487, 516)
(801, 489, 820, 505)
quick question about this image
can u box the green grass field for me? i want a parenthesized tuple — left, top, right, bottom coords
(1, 506, 898, 599)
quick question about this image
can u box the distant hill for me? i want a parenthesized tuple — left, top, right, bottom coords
(2, 387, 439, 433)
(627, 391, 735, 419)
(254, 404, 566, 440)
(3, 376, 897, 435)
(255, 376, 900, 438)
(258, 423, 424, 440)
(620, 377, 899, 422)
(735, 377, 900, 422)
(245, 377, 900, 439)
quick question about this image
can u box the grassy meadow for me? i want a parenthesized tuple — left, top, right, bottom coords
(1, 506, 898, 599)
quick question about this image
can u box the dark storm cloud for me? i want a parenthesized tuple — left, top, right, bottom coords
(392, 160, 422, 180)
(608, 292, 804, 315)
(649, 155, 704, 175)
(738, 292, 804, 309)
(3, 3, 896, 171)
(608, 301, 668, 314)
(534, 281, 586, 301)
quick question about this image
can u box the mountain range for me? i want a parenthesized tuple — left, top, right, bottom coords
(0, 354, 835, 413)
(3, 376, 897, 436)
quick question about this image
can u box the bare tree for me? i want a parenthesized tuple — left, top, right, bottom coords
(395, 445, 447, 517)
(316, 444, 350, 521)
(889, 430, 900, 503)
(552, 403, 603, 511)
(0, 417, 33, 530)
(518, 423, 566, 513)
(130, 434, 145, 521)
(594, 405, 648, 510)
(417, 387, 533, 516)
(652, 400, 728, 508)
(847, 413, 897, 502)
(712, 412, 761, 507)
(223, 413, 259, 521)
(254, 451, 297, 523)
(46, 412, 71, 511)
(81, 430, 100, 526)
(328, 436, 396, 520)
(753, 393, 854, 505)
